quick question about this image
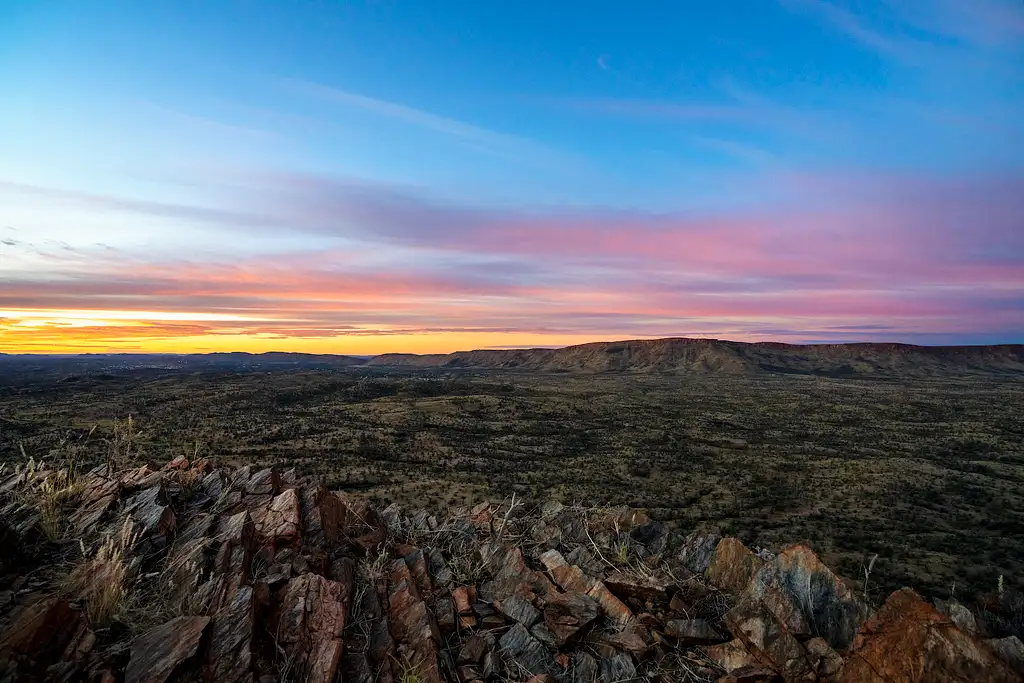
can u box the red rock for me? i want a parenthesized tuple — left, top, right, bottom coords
(277, 573, 351, 683)
(604, 572, 671, 601)
(526, 675, 558, 683)
(252, 488, 301, 548)
(703, 639, 758, 673)
(804, 637, 843, 677)
(543, 592, 599, 645)
(603, 626, 651, 659)
(708, 538, 764, 596)
(0, 596, 84, 669)
(834, 588, 1020, 683)
(453, 585, 477, 629)
(719, 665, 783, 682)
(724, 594, 813, 682)
(389, 560, 442, 683)
(125, 616, 209, 683)
(163, 456, 189, 471)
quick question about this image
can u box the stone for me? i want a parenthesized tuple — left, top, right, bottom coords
(765, 544, 870, 651)
(245, 468, 279, 495)
(458, 633, 495, 665)
(208, 585, 254, 683)
(499, 623, 558, 677)
(677, 532, 721, 574)
(666, 618, 726, 645)
(434, 595, 456, 634)
(543, 592, 600, 645)
(0, 597, 84, 676)
(835, 588, 1020, 683)
(124, 616, 209, 683)
(935, 598, 979, 634)
(630, 520, 670, 555)
(603, 627, 650, 659)
(703, 639, 757, 673)
(708, 538, 763, 596)
(803, 637, 843, 677)
(490, 546, 556, 601)
(252, 488, 301, 548)
(986, 635, 1024, 675)
(495, 594, 542, 628)
(724, 595, 813, 682)
(531, 622, 559, 649)
(389, 560, 442, 683)
(604, 572, 671, 602)
(599, 653, 637, 682)
(163, 456, 189, 471)
(277, 573, 350, 683)
(452, 585, 477, 629)
(526, 675, 558, 683)
(572, 652, 600, 683)
(721, 665, 783, 682)
(403, 548, 435, 596)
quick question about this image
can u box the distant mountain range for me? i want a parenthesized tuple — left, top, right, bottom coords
(3, 338, 1024, 378)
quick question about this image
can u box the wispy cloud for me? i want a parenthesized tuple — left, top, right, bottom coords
(286, 80, 580, 170)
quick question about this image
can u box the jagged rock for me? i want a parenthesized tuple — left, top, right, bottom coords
(765, 544, 869, 651)
(435, 595, 457, 634)
(543, 592, 600, 645)
(526, 675, 558, 683)
(277, 573, 351, 683)
(163, 456, 189, 471)
(720, 665, 782, 682)
(389, 560, 442, 683)
(630, 520, 670, 556)
(0, 597, 84, 667)
(539, 549, 636, 629)
(252, 488, 300, 548)
(565, 546, 604, 576)
(666, 618, 726, 645)
(571, 652, 600, 683)
(208, 585, 254, 683)
(678, 533, 722, 574)
(496, 593, 542, 627)
(490, 546, 556, 601)
(708, 538, 763, 596)
(402, 547, 435, 596)
(130, 484, 176, 538)
(340, 651, 376, 683)
(246, 468, 279, 495)
(803, 637, 842, 677)
(599, 653, 637, 682)
(703, 639, 757, 673)
(531, 622, 559, 648)
(124, 616, 209, 683)
(200, 470, 223, 499)
(452, 585, 477, 629)
(69, 475, 120, 534)
(986, 635, 1024, 675)
(604, 572, 671, 602)
(724, 594, 813, 682)
(603, 627, 650, 659)
(458, 633, 495, 664)
(935, 598, 979, 634)
(500, 623, 558, 677)
(835, 588, 1020, 683)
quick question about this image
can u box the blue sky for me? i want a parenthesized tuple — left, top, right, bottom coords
(1, 0, 1022, 352)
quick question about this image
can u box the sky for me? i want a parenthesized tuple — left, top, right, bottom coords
(1, 0, 1022, 354)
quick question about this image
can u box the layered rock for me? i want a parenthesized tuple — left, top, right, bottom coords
(0, 461, 1021, 683)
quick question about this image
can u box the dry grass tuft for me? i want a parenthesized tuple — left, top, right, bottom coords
(68, 517, 139, 627)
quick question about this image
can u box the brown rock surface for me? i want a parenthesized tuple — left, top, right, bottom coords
(835, 588, 1021, 683)
(124, 616, 209, 683)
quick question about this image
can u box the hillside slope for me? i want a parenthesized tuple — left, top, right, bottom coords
(364, 337, 1024, 377)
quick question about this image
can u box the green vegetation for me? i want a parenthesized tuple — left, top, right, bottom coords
(1, 367, 1022, 601)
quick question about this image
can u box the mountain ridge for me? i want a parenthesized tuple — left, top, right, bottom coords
(362, 336, 1024, 377)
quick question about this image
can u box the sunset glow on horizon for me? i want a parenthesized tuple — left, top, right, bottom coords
(2, 1, 1022, 354)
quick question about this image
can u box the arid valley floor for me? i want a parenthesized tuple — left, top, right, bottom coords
(2, 352, 1022, 605)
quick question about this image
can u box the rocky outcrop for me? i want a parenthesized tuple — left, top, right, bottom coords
(0, 461, 1021, 683)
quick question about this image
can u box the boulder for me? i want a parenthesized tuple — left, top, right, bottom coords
(603, 572, 671, 602)
(835, 588, 1021, 683)
(934, 598, 979, 634)
(0, 597, 85, 676)
(124, 616, 209, 683)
